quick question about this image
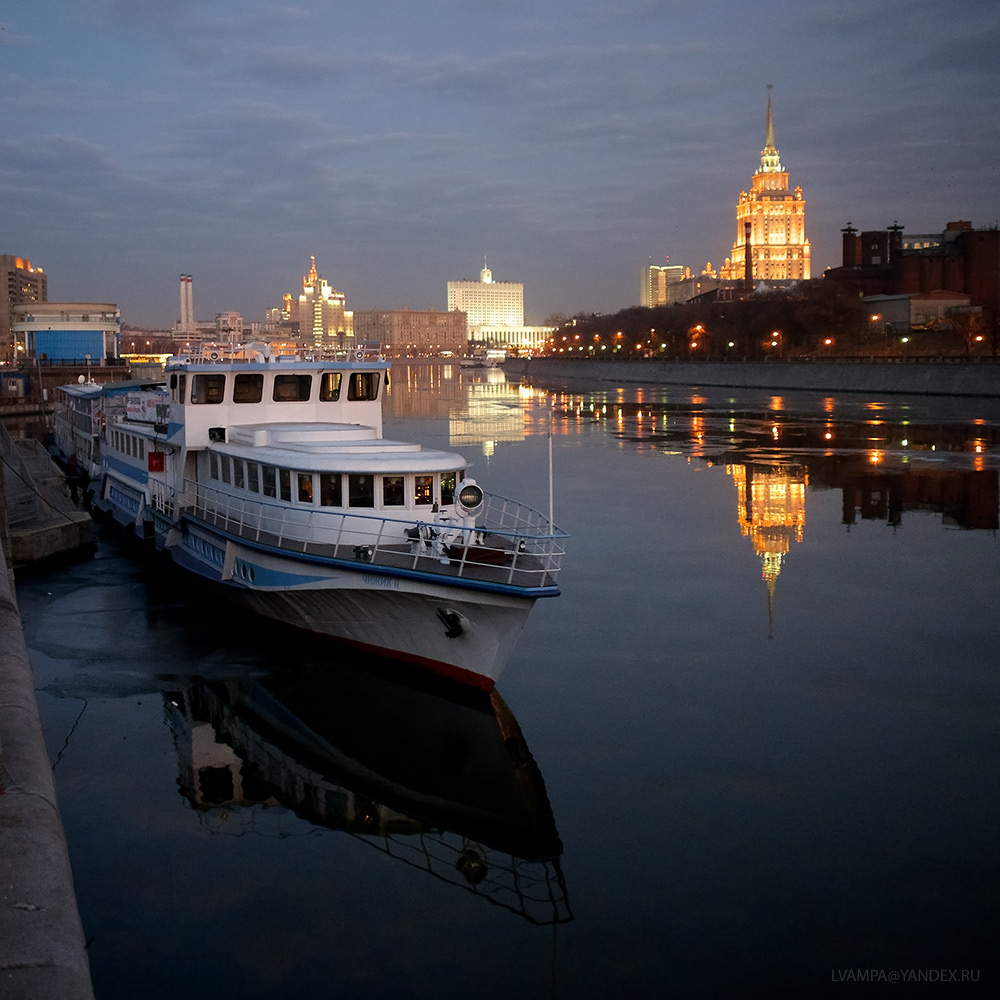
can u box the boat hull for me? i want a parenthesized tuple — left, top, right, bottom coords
(171, 520, 537, 690)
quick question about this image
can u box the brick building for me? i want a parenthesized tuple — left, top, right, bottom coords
(825, 221, 999, 330)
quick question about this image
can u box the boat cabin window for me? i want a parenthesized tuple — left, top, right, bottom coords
(319, 372, 342, 401)
(206, 461, 459, 514)
(348, 371, 380, 401)
(383, 475, 405, 506)
(233, 373, 263, 403)
(320, 473, 342, 506)
(111, 431, 146, 459)
(262, 465, 277, 498)
(273, 374, 312, 402)
(170, 373, 187, 403)
(414, 475, 433, 506)
(348, 474, 374, 508)
(191, 373, 226, 404)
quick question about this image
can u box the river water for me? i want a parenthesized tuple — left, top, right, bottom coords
(16, 363, 1000, 997)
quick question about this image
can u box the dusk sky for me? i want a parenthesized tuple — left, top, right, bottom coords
(3, 1, 998, 328)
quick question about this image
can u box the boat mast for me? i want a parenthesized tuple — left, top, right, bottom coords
(548, 395, 554, 530)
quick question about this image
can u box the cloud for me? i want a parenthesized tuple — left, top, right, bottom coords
(2, 0, 997, 327)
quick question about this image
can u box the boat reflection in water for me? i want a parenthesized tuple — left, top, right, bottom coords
(163, 656, 571, 926)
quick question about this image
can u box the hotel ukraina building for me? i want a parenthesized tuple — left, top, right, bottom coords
(720, 89, 811, 283)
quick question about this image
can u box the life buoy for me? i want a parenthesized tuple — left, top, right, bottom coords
(354, 349, 365, 361)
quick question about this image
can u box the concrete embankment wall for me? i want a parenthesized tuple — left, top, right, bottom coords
(503, 358, 1000, 397)
(0, 532, 95, 998)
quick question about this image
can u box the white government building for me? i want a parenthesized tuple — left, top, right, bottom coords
(447, 261, 553, 353)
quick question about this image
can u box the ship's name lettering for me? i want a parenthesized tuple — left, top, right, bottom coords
(362, 574, 399, 589)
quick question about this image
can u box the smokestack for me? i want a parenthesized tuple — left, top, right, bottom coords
(179, 274, 187, 330)
(186, 275, 194, 333)
(744, 222, 753, 287)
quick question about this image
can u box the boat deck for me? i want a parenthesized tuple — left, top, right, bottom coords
(185, 509, 560, 592)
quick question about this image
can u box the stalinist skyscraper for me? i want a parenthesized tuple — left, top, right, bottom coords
(721, 87, 810, 283)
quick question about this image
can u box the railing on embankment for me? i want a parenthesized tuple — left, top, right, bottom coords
(502, 357, 1000, 398)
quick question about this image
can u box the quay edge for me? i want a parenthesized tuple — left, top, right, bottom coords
(502, 357, 1000, 398)
(0, 536, 96, 1000)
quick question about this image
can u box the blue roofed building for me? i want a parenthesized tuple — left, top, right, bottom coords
(12, 301, 120, 365)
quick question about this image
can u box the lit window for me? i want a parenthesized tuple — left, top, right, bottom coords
(414, 475, 433, 506)
(320, 372, 342, 401)
(297, 474, 313, 504)
(441, 472, 457, 505)
(348, 372, 380, 401)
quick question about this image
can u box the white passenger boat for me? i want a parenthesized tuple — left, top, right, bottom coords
(53, 352, 567, 689)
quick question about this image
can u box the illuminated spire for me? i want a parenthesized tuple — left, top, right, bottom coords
(305, 255, 319, 290)
(758, 84, 783, 174)
(765, 84, 775, 150)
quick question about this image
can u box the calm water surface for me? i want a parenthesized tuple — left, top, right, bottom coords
(18, 364, 1000, 997)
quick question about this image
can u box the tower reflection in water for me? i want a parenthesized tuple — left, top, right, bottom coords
(729, 462, 806, 635)
(163, 657, 571, 926)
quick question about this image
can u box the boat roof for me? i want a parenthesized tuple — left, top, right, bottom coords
(59, 377, 165, 399)
(214, 422, 467, 473)
(166, 358, 390, 373)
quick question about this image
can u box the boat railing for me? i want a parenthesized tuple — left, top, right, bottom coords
(180, 479, 566, 588)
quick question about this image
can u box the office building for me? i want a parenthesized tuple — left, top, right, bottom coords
(447, 261, 524, 329)
(354, 308, 468, 356)
(447, 260, 553, 352)
(641, 264, 686, 307)
(2, 255, 48, 365)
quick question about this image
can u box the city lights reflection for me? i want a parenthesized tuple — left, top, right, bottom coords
(382, 365, 999, 537)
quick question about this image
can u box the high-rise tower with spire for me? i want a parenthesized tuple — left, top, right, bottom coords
(289, 255, 354, 351)
(720, 87, 811, 283)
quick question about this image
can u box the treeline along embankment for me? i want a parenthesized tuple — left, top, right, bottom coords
(501, 357, 1000, 398)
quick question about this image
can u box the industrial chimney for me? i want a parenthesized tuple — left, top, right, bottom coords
(185, 275, 194, 333)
